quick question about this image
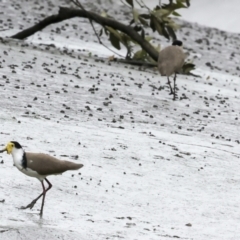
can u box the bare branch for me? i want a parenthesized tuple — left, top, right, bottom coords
(11, 7, 159, 61)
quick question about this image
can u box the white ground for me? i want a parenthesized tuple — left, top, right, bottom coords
(0, 1, 240, 240)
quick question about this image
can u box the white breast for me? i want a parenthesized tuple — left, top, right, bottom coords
(11, 148, 45, 181)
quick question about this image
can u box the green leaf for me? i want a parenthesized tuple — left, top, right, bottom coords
(166, 19, 179, 30)
(175, 0, 187, 9)
(161, 24, 170, 39)
(121, 33, 131, 44)
(154, 43, 161, 52)
(139, 14, 150, 19)
(181, 62, 196, 74)
(133, 8, 139, 23)
(151, 16, 163, 35)
(106, 27, 123, 49)
(154, 8, 172, 18)
(104, 27, 109, 36)
(100, 11, 107, 17)
(129, 19, 135, 25)
(133, 49, 146, 60)
(172, 11, 181, 17)
(145, 54, 157, 64)
(99, 28, 103, 37)
(155, 22, 163, 35)
(186, 0, 190, 7)
(145, 36, 153, 42)
(109, 32, 121, 50)
(166, 25, 176, 40)
(141, 29, 145, 39)
(139, 16, 149, 27)
(106, 27, 122, 41)
(162, 0, 188, 12)
(150, 16, 156, 32)
(153, 17, 170, 39)
(125, 0, 134, 7)
(181, 0, 191, 7)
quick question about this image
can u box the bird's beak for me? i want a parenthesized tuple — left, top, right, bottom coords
(0, 147, 7, 153)
(0, 143, 12, 154)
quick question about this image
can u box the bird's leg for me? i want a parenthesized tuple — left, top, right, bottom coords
(173, 73, 177, 100)
(167, 77, 174, 95)
(20, 187, 43, 210)
(40, 178, 52, 216)
(20, 178, 52, 212)
(39, 181, 46, 217)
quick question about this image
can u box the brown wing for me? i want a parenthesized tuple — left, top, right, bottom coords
(158, 46, 185, 76)
(25, 152, 83, 176)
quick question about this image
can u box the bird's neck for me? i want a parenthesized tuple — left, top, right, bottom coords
(12, 148, 26, 169)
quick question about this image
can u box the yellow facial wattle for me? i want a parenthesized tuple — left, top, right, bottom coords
(6, 142, 14, 154)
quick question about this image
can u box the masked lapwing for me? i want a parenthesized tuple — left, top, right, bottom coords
(0, 141, 83, 216)
(158, 40, 186, 100)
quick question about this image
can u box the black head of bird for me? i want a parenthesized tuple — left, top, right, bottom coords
(158, 40, 185, 100)
(0, 141, 84, 217)
(172, 40, 183, 46)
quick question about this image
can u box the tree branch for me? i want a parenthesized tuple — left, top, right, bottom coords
(10, 7, 159, 61)
(70, 0, 125, 58)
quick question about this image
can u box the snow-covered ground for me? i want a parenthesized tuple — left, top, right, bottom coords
(0, 1, 240, 239)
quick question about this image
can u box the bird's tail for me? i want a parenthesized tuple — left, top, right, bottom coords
(64, 161, 84, 170)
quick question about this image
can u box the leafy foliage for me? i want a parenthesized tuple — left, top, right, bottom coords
(128, 0, 190, 40)
(181, 62, 196, 74)
(88, 0, 195, 74)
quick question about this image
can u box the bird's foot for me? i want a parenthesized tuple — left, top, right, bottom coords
(173, 95, 178, 101)
(172, 92, 178, 101)
(20, 200, 37, 210)
(40, 210, 43, 217)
